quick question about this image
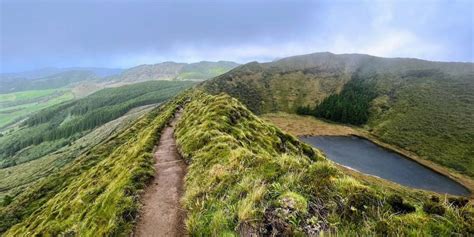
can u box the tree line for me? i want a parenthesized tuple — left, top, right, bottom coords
(297, 78, 377, 125)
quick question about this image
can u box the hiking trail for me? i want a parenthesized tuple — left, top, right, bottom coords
(134, 109, 186, 237)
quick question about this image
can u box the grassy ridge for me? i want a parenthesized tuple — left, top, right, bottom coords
(1, 94, 187, 236)
(175, 91, 473, 235)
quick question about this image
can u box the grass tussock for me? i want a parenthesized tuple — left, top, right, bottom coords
(0, 93, 188, 236)
(175, 91, 474, 236)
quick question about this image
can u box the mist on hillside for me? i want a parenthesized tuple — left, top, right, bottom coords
(1, 1, 473, 236)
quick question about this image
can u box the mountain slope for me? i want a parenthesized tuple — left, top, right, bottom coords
(0, 81, 195, 193)
(1, 96, 187, 235)
(0, 70, 100, 93)
(2, 90, 472, 236)
(0, 104, 156, 200)
(203, 52, 474, 177)
(175, 91, 472, 235)
(107, 61, 239, 83)
(0, 67, 122, 81)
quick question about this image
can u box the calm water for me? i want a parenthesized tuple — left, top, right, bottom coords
(300, 136, 470, 196)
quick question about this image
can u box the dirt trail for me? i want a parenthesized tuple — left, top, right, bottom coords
(134, 110, 187, 237)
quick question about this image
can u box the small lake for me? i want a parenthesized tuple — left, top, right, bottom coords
(300, 136, 470, 196)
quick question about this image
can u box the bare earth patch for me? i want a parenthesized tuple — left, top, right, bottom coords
(134, 110, 187, 236)
(262, 112, 359, 136)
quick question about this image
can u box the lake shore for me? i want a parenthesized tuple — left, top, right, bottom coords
(262, 112, 474, 198)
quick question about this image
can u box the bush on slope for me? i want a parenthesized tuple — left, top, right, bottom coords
(175, 91, 473, 236)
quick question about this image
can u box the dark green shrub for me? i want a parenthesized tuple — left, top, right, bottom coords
(343, 189, 381, 221)
(374, 220, 391, 235)
(448, 197, 469, 208)
(423, 201, 446, 216)
(430, 195, 440, 203)
(1, 195, 13, 206)
(387, 194, 416, 214)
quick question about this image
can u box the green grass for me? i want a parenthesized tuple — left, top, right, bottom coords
(1, 90, 472, 236)
(0, 104, 156, 200)
(0, 89, 74, 129)
(369, 73, 474, 177)
(0, 89, 58, 101)
(203, 52, 474, 177)
(0, 94, 187, 236)
(174, 91, 473, 236)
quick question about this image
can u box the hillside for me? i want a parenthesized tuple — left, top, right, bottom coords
(1, 96, 187, 235)
(108, 61, 239, 83)
(203, 52, 474, 177)
(175, 91, 472, 235)
(2, 90, 472, 236)
(0, 70, 100, 94)
(0, 81, 195, 200)
(0, 89, 74, 130)
(0, 67, 122, 81)
(0, 61, 236, 133)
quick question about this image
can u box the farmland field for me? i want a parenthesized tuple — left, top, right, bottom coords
(0, 89, 74, 130)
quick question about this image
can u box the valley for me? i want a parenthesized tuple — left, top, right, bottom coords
(1, 0, 472, 235)
(0, 89, 74, 130)
(0, 53, 472, 236)
(0, 61, 238, 131)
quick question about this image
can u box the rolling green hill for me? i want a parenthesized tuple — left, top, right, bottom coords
(0, 80, 195, 169)
(0, 89, 74, 130)
(203, 52, 474, 177)
(107, 61, 239, 82)
(0, 70, 99, 94)
(2, 90, 472, 236)
(0, 53, 472, 236)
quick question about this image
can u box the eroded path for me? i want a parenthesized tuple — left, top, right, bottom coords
(135, 110, 186, 237)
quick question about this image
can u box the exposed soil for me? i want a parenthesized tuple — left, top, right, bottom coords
(134, 110, 187, 236)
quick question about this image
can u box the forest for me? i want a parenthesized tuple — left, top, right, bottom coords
(0, 81, 195, 168)
(297, 76, 377, 125)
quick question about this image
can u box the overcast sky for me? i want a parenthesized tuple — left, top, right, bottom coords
(1, 0, 472, 73)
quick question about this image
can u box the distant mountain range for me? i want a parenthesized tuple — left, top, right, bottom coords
(106, 61, 239, 83)
(0, 67, 123, 81)
(0, 61, 239, 94)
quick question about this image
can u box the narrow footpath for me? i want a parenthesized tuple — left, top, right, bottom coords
(134, 110, 187, 237)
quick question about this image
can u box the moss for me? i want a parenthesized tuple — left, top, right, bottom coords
(278, 192, 308, 214)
